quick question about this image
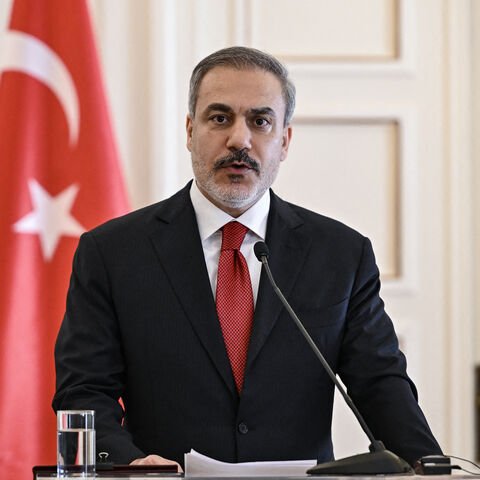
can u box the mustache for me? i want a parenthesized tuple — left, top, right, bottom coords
(214, 150, 260, 173)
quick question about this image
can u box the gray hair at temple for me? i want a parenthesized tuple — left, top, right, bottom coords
(188, 46, 296, 127)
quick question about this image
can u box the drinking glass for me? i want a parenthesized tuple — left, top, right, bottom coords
(57, 410, 95, 477)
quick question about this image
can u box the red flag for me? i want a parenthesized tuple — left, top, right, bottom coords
(0, 1, 129, 477)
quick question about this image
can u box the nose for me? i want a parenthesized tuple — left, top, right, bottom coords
(226, 118, 252, 151)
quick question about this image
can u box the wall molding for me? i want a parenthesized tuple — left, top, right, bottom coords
(230, 0, 417, 76)
(444, 0, 475, 458)
(292, 108, 419, 295)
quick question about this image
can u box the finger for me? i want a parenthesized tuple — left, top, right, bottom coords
(130, 455, 183, 471)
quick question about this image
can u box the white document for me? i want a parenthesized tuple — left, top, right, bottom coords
(184, 449, 316, 477)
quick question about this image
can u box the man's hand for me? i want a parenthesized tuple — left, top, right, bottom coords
(130, 455, 183, 472)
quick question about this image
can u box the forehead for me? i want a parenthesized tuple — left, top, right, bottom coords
(195, 66, 285, 117)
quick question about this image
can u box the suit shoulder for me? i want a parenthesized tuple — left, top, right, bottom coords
(87, 202, 160, 238)
(84, 185, 191, 240)
(281, 199, 366, 245)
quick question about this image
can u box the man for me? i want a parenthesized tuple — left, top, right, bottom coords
(53, 46, 442, 469)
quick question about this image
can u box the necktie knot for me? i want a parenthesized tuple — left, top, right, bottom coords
(221, 222, 248, 251)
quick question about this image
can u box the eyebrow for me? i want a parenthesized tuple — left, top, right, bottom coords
(204, 103, 234, 115)
(203, 103, 277, 119)
(249, 107, 276, 118)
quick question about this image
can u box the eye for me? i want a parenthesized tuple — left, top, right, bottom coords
(253, 117, 270, 127)
(211, 114, 228, 124)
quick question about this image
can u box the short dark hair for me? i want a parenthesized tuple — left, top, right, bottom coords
(188, 46, 296, 127)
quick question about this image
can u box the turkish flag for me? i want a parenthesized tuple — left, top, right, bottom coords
(0, 0, 129, 477)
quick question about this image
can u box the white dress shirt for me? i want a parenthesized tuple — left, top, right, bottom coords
(190, 181, 270, 306)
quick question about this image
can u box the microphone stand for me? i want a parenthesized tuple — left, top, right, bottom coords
(254, 242, 413, 475)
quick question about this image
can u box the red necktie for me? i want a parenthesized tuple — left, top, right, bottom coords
(216, 221, 254, 395)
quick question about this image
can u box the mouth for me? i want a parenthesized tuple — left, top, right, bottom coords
(224, 162, 252, 172)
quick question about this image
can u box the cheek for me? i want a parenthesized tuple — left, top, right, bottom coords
(196, 133, 224, 158)
(261, 136, 285, 156)
(190, 139, 215, 167)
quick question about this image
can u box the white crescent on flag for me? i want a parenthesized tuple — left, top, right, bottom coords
(0, 30, 80, 146)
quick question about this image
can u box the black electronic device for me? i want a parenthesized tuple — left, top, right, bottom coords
(416, 455, 453, 475)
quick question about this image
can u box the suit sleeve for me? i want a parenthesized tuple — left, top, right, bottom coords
(52, 232, 146, 464)
(338, 237, 442, 465)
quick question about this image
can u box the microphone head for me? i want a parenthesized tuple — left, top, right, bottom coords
(254, 241, 269, 261)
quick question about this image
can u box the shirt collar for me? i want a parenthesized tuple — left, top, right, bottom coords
(190, 180, 270, 242)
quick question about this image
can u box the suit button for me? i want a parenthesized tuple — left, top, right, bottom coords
(238, 422, 248, 434)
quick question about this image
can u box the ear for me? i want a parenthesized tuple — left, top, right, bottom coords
(280, 125, 292, 162)
(186, 115, 193, 152)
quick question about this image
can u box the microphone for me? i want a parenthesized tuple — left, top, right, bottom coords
(254, 241, 413, 475)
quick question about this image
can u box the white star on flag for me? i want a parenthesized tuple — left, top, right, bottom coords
(13, 178, 85, 261)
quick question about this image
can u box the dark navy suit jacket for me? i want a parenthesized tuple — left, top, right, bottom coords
(53, 182, 441, 467)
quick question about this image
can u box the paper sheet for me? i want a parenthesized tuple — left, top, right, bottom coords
(184, 449, 316, 477)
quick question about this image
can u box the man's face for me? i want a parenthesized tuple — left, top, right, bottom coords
(186, 66, 292, 217)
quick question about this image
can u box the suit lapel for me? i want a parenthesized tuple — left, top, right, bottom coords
(148, 184, 237, 398)
(246, 192, 312, 371)
(147, 186, 312, 396)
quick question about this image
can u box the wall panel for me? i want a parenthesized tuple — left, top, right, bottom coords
(248, 0, 398, 61)
(275, 120, 399, 279)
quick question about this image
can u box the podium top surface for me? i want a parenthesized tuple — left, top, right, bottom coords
(34, 476, 480, 480)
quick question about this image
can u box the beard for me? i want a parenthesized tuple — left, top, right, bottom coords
(192, 149, 280, 211)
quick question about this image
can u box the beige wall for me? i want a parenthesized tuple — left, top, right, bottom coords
(1, 0, 478, 460)
(474, 0, 480, 366)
